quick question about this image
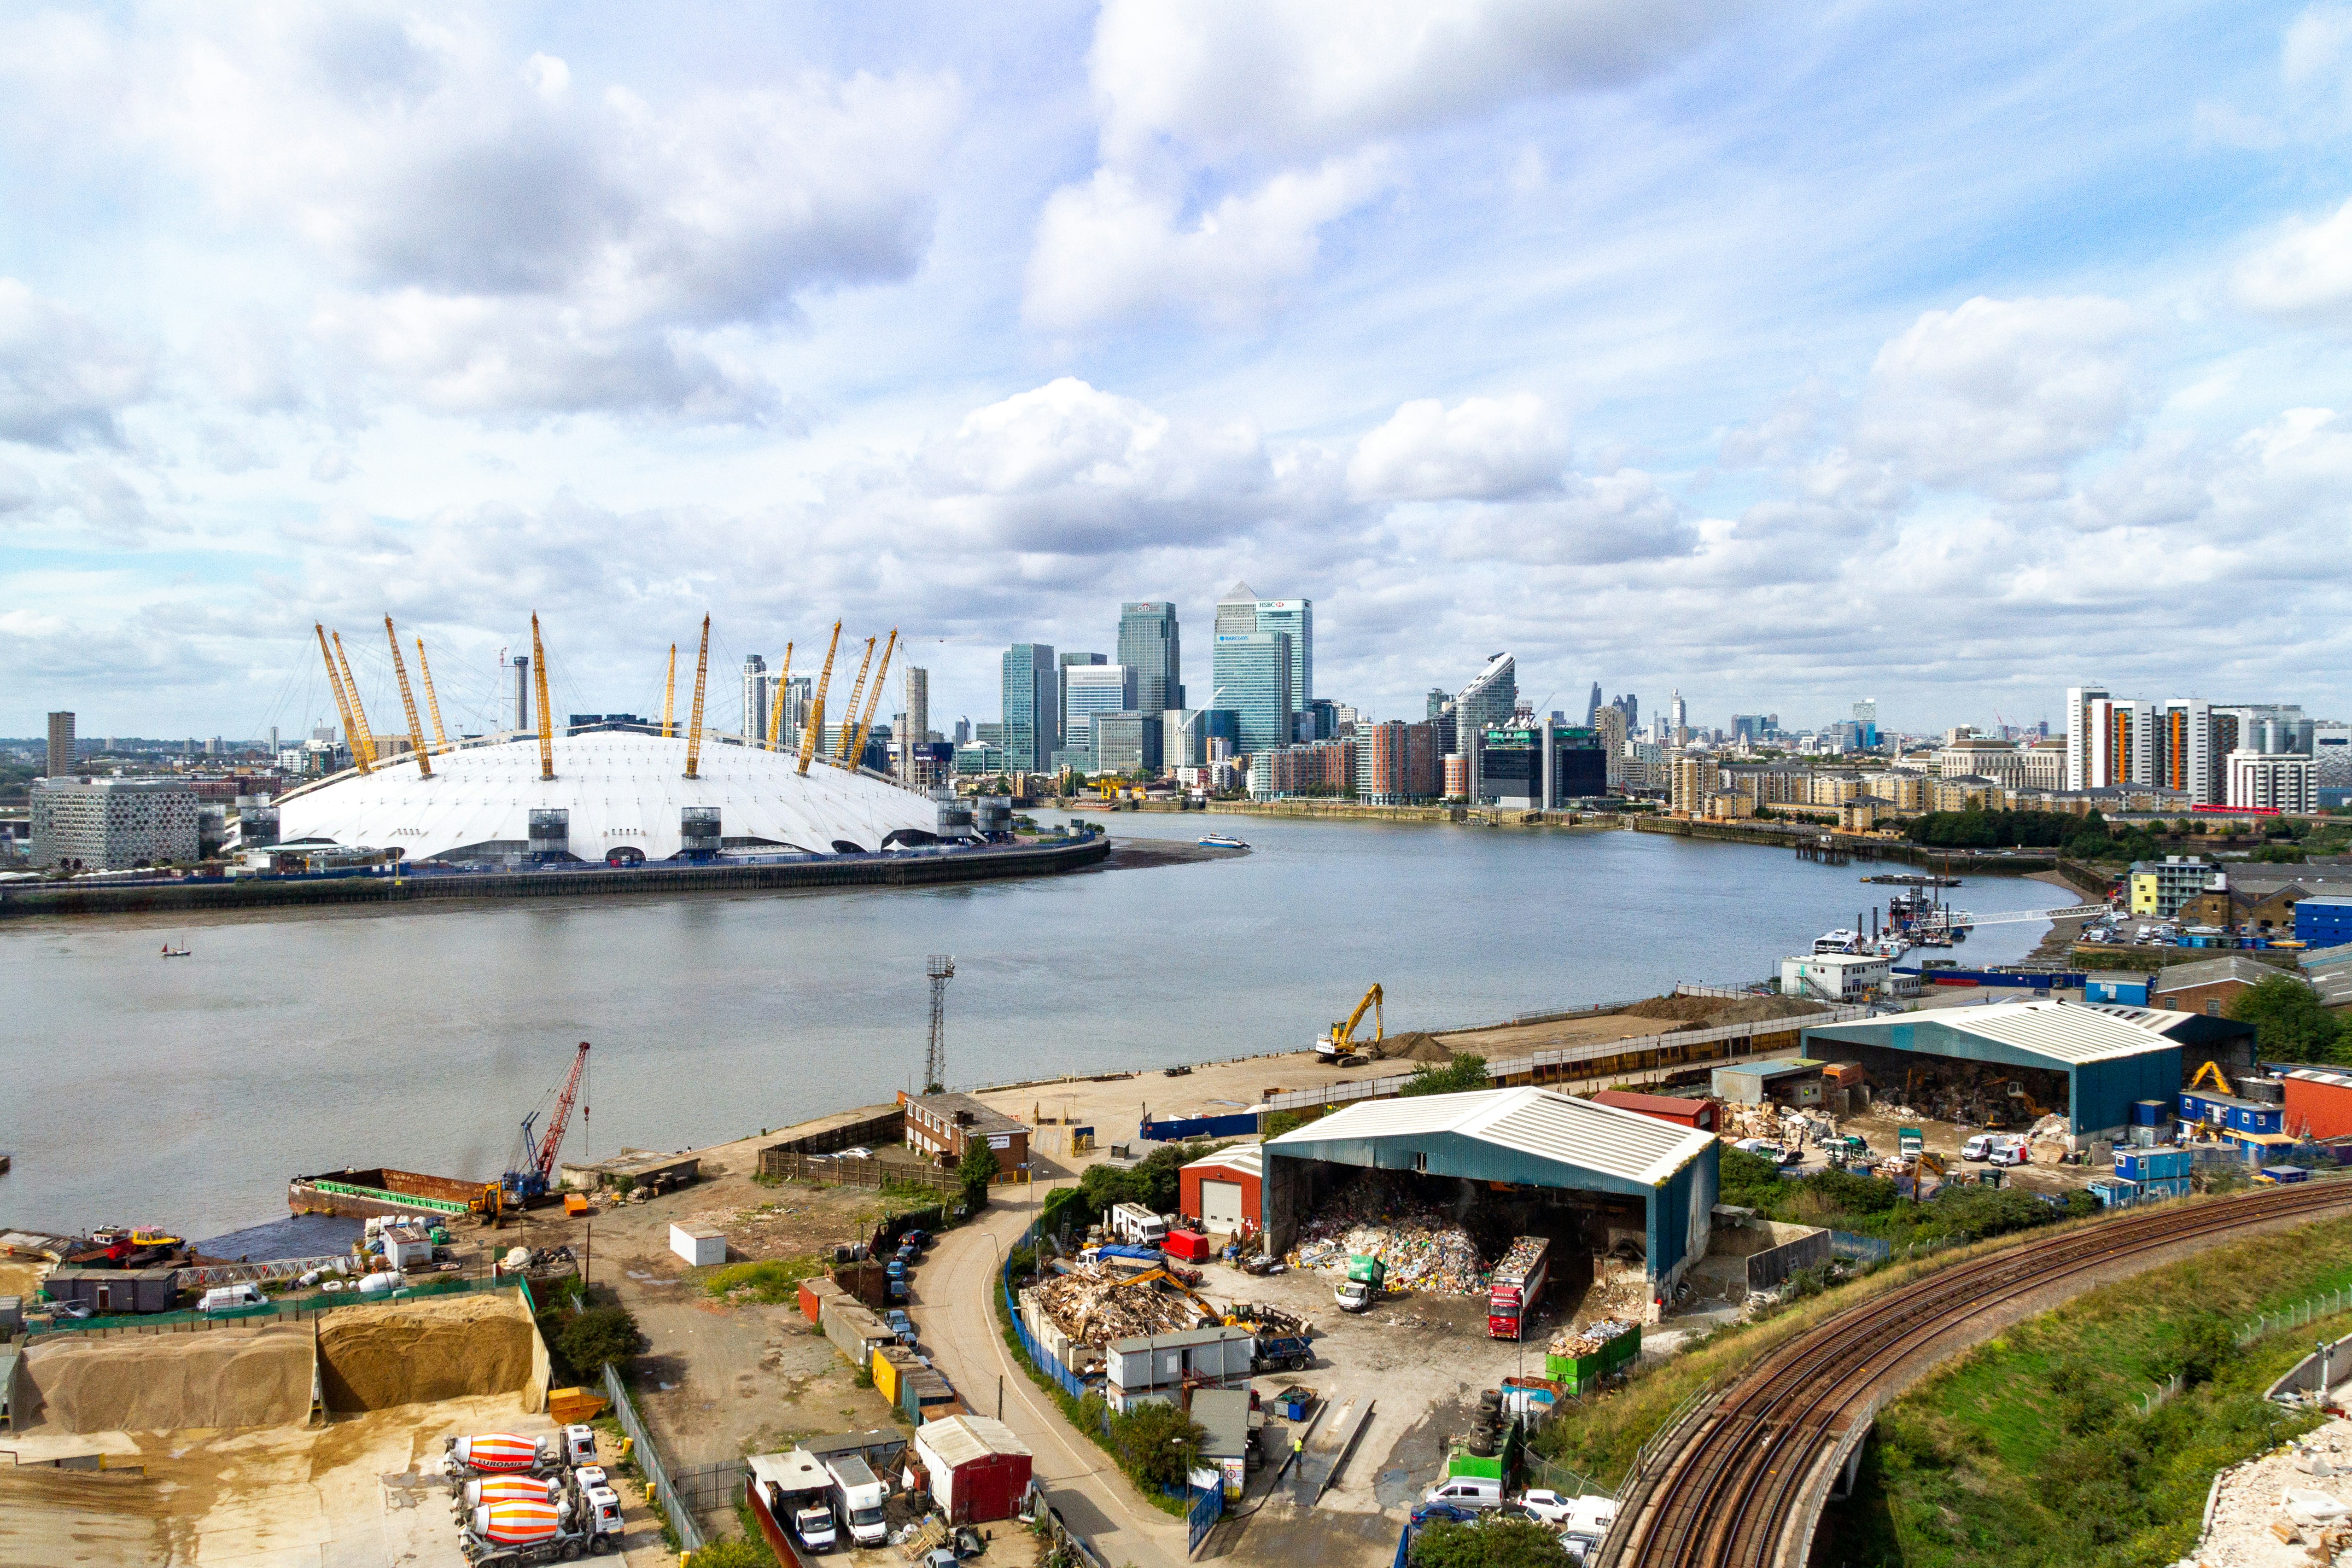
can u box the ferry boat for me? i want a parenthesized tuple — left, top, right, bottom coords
(1198, 834, 1249, 850)
(1813, 929, 1862, 954)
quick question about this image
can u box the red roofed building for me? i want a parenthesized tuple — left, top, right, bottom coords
(1588, 1090, 1719, 1134)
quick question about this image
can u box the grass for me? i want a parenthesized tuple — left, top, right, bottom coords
(1827, 1213, 2352, 1567)
(703, 1255, 825, 1303)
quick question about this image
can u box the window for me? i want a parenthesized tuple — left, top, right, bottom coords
(2206, 1000, 2219, 1016)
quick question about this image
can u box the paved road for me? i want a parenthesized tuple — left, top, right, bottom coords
(915, 1189, 1190, 1568)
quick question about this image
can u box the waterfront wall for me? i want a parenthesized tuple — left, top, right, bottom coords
(0, 834, 1111, 918)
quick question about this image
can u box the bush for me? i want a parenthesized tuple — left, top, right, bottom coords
(686, 1537, 779, 1568)
(703, 1257, 823, 1303)
(2228, 973, 2342, 1063)
(1395, 1054, 1491, 1099)
(1107, 1401, 1204, 1490)
(959, 1141, 1000, 1212)
(1411, 1518, 1579, 1568)
(556, 1305, 648, 1379)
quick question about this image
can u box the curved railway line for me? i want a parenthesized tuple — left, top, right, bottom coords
(1605, 1180, 2352, 1568)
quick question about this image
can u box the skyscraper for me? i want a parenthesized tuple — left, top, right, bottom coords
(901, 666, 930, 782)
(2063, 685, 2108, 792)
(1062, 664, 1137, 765)
(1001, 643, 1057, 773)
(1213, 582, 1311, 717)
(1117, 602, 1182, 715)
(1211, 633, 1293, 755)
(46, 711, 75, 779)
(1586, 682, 1603, 728)
(1215, 580, 1261, 639)
(1456, 653, 1517, 804)
(1851, 696, 1878, 749)
(742, 654, 770, 743)
(1669, 689, 1687, 736)
(1058, 652, 1105, 747)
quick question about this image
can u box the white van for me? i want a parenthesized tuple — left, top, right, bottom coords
(1989, 1140, 2030, 1168)
(1109, 1203, 1168, 1246)
(198, 1282, 264, 1313)
(1422, 1476, 1503, 1511)
(1961, 1136, 1994, 1162)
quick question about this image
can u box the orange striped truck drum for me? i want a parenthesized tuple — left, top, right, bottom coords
(464, 1475, 561, 1508)
(474, 1498, 562, 1545)
(449, 1433, 542, 1472)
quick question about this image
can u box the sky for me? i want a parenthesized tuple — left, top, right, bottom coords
(3, 1, 2351, 744)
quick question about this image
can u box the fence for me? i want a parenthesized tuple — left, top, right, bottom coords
(1745, 1229, 1833, 1293)
(1026, 1480, 1113, 1568)
(761, 1150, 965, 1192)
(1186, 1482, 1223, 1555)
(24, 1272, 532, 1338)
(2238, 1286, 2352, 1348)
(1827, 1231, 1893, 1264)
(601, 1362, 706, 1553)
(1003, 1222, 1090, 1401)
(174, 1253, 350, 1291)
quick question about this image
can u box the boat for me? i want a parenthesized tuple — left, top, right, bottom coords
(1198, 834, 1249, 850)
(161, 933, 192, 958)
(1813, 929, 1862, 954)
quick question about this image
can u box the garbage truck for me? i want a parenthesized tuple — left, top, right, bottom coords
(1335, 1255, 1385, 1313)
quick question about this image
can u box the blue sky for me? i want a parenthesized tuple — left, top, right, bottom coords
(3, 0, 2350, 742)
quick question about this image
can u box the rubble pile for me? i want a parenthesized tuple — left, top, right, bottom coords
(2196, 1416, 2352, 1567)
(1494, 1237, 1547, 1280)
(1289, 1213, 1487, 1294)
(1033, 1264, 1214, 1343)
(1870, 1059, 2062, 1129)
(1548, 1318, 1637, 1358)
(1720, 1103, 1820, 1145)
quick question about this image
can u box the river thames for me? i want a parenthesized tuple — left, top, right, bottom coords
(0, 816, 2069, 1238)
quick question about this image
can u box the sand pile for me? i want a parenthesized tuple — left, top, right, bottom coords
(0, 1467, 173, 1562)
(23, 1325, 313, 1433)
(318, 1291, 534, 1412)
(1617, 993, 1827, 1029)
(1362, 1031, 1454, 1062)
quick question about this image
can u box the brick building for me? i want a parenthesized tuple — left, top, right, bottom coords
(898, 1090, 1029, 1172)
(2151, 955, 2281, 1018)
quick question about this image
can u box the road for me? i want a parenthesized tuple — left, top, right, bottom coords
(915, 1188, 1190, 1568)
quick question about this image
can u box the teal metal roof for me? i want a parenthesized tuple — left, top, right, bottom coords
(1262, 1086, 1714, 1188)
(1815, 1000, 2178, 1067)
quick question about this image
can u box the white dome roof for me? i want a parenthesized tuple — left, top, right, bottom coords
(276, 732, 938, 862)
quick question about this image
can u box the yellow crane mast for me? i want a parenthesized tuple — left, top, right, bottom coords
(662, 644, 676, 737)
(797, 621, 843, 775)
(382, 617, 433, 778)
(413, 638, 449, 751)
(834, 637, 877, 764)
(683, 614, 711, 779)
(767, 642, 794, 752)
(314, 623, 370, 775)
(530, 613, 555, 781)
(330, 630, 380, 772)
(846, 629, 897, 773)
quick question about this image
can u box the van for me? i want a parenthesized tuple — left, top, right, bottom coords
(1961, 1136, 1993, 1162)
(1110, 1203, 1168, 1246)
(1989, 1141, 2030, 1168)
(198, 1283, 264, 1313)
(1422, 1476, 1503, 1511)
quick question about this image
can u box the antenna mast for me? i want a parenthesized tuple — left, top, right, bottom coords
(925, 955, 954, 1093)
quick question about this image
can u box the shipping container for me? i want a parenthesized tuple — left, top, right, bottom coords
(1543, 1321, 1640, 1394)
(2114, 1147, 2194, 1182)
(914, 1416, 1032, 1524)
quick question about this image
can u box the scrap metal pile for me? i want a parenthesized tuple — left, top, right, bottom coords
(1873, 1059, 2062, 1128)
(1032, 1264, 1215, 1344)
(1287, 1188, 1488, 1295)
(1548, 1318, 1637, 1358)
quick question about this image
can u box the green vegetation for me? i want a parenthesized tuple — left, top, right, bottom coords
(959, 1141, 1000, 1212)
(1076, 1138, 1226, 1218)
(1830, 1215, 2352, 1568)
(1718, 1146, 2094, 1247)
(703, 1255, 824, 1303)
(1260, 1105, 1326, 1139)
(991, 1269, 1191, 1515)
(554, 1302, 648, 1380)
(1412, 1517, 1580, 1568)
(1396, 1053, 1492, 1098)
(1905, 806, 2170, 863)
(699, 1525, 784, 1568)
(2228, 972, 2343, 1063)
(1106, 1399, 1207, 1489)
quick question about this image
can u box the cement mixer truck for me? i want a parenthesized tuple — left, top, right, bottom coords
(445, 1426, 602, 1488)
(452, 1473, 561, 1521)
(458, 1482, 626, 1563)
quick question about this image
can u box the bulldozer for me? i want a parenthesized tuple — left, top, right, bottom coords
(1316, 984, 1383, 1064)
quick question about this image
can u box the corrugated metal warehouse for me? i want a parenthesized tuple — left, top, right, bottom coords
(1179, 1145, 1262, 1233)
(1800, 1000, 2188, 1143)
(1258, 1087, 1721, 1295)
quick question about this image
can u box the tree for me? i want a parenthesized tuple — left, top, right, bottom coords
(1107, 1400, 1204, 1490)
(1396, 1054, 1491, 1098)
(1411, 1518, 1578, 1568)
(555, 1304, 648, 1379)
(959, 1140, 1000, 1211)
(2227, 973, 2342, 1062)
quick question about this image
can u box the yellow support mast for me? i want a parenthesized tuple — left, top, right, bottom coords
(414, 638, 449, 752)
(331, 630, 380, 772)
(530, 613, 555, 781)
(314, 623, 369, 775)
(767, 642, 793, 752)
(383, 617, 433, 778)
(683, 614, 711, 779)
(846, 629, 897, 773)
(796, 621, 843, 775)
(663, 644, 677, 738)
(834, 637, 877, 764)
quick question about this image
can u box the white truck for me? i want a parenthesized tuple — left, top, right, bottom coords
(1109, 1203, 1167, 1247)
(457, 1476, 625, 1563)
(826, 1454, 890, 1548)
(751, 1449, 838, 1554)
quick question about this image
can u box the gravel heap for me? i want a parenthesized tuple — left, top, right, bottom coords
(2196, 1414, 2352, 1568)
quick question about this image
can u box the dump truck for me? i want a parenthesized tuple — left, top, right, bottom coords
(1336, 1255, 1385, 1313)
(1487, 1236, 1551, 1341)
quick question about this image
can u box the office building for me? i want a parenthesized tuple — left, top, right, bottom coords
(1162, 708, 1205, 770)
(1211, 633, 1293, 757)
(1478, 722, 1606, 809)
(1116, 602, 1182, 715)
(1202, 709, 1241, 757)
(1001, 644, 1057, 774)
(1455, 654, 1517, 804)
(2229, 750, 2317, 814)
(1851, 698, 1878, 749)
(31, 776, 201, 869)
(900, 666, 931, 783)
(1058, 652, 1106, 746)
(742, 654, 770, 744)
(46, 711, 75, 779)
(1213, 582, 1311, 713)
(1063, 663, 1136, 737)
(1091, 712, 1162, 776)
(953, 717, 972, 746)
(1669, 690, 1687, 737)
(1586, 683, 1604, 728)
(777, 676, 811, 752)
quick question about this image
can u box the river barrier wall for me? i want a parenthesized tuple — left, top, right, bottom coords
(0, 833, 1111, 918)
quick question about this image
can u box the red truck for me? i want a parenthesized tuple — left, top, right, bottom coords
(1487, 1236, 1551, 1340)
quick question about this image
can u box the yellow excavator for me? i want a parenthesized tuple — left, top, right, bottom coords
(1316, 984, 1384, 1065)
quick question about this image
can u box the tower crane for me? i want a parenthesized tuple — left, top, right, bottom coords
(503, 1041, 591, 1204)
(835, 636, 878, 764)
(846, 629, 897, 772)
(797, 622, 843, 775)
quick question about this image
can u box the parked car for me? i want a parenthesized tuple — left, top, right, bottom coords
(1517, 1491, 1576, 1525)
(1422, 1477, 1503, 1512)
(1410, 1502, 1482, 1528)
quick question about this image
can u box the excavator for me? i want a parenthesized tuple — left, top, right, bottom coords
(1316, 984, 1384, 1065)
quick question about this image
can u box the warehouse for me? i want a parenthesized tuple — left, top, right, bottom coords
(914, 1415, 1031, 1523)
(1179, 1145, 1262, 1234)
(2282, 1067, 2352, 1140)
(1801, 1000, 2186, 1144)
(1259, 1087, 1720, 1295)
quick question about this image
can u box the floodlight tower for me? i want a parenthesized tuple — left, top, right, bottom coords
(924, 955, 954, 1093)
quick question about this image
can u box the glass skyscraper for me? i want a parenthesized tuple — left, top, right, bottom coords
(1211, 632, 1293, 756)
(1001, 643, 1057, 773)
(1214, 581, 1312, 720)
(1116, 601, 1182, 715)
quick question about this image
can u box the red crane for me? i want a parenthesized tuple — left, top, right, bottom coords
(506, 1041, 591, 1201)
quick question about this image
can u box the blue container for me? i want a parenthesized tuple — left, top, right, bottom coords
(2132, 1100, 2165, 1127)
(2140, 1175, 2194, 1200)
(2116, 1147, 2194, 1182)
(2088, 1177, 2139, 1209)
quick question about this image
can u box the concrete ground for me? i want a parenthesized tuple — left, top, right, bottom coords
(0, 1395, 664, 1567)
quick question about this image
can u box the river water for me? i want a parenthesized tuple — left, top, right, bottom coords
(0, 817, 2066, 1239)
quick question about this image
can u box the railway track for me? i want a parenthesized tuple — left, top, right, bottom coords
(1606, 1181, 2352, 1568)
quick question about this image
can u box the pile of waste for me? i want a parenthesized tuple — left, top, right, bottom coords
(1720, 1103, 1819, 1143)
(1494, 1237, 1547, 1280)
(1548, 1318, 1636, 1358)
(1033, 1264, 1214, 1344)
(1289, 1215, 1487, 1294)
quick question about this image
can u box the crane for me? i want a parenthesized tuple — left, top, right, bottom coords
(1316, 984, 1384, 1063)
(797, 621, 843, 775)
(834, 636, 878, 764)
(846, 629, 897, 772)
(767, 641, 794, 751)
(315, 623, 370, 775)
(383, 617, 433, 777)
(504, 1041, 591, 1203)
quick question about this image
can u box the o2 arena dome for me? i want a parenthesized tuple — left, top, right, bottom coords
(277, 728, 944, 864)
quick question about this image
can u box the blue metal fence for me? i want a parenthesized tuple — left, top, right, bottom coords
(1393, 1520, 1414, 1568)
(1141, 1112, 1261, 1141)
(1003, 1221, 1090, 1400)
(1186, 1483, 1223, 1553)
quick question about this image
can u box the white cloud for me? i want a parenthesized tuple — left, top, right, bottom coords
(0, 280, 152, 447)
(2235, 193, 2352, 323)
(1348, 394, 1568, 500)
(1441, 469, 1693, 563)
(1855, 295, 2136, 499)
(1025, 155, 1393, 332)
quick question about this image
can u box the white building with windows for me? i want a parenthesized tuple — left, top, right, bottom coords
(2229, 750, 2316, 814)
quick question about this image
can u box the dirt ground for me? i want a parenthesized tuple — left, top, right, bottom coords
(0, 1393, 666, 1567)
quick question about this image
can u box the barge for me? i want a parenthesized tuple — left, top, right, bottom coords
(289, 1166, 494, 1221)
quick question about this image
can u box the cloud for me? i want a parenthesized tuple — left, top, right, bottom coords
(2235, 193, 2352, 323)
(0, 280, 152, 447)
(1440, 469, 1694, 563)
(1087, 0, 1744, 166)
(1854, 295, 2136, 499)
(1349, 394, 1569, 501)
(1025, 155, 1393, 332)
